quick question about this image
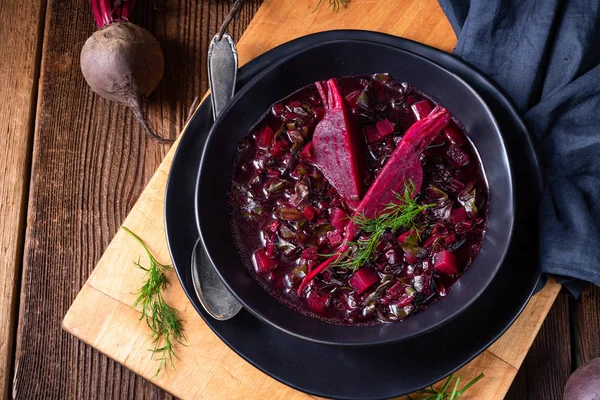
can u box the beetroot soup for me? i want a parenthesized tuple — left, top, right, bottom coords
(229, 74, 488, 325)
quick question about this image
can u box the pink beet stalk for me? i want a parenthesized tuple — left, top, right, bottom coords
(298, 107, 450, 294)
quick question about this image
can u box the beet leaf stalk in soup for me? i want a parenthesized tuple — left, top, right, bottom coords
(298, 106, 451, 294)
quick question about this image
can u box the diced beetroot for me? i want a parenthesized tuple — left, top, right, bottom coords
(300, 141, 314, 159)
(329, 207, 348, 231)
(307, 290, 330, 314)
(376, 119, 395, 139)
(313, 79, 364, 202)
(433, 250, 458, 275)
(446, 145, 470, 167)
(254, 125, 274, 149)
(253, 248, 277, 273)
(414, 275, 432, 294)
(302, 205, 317, 221)
(443, 123, 466, 145)
(447, 178, 465, 192)
(301, 247, 318, 261)
(411, 100, 432, 120)
(422, 232, 442, 249)
(265, 241, 275, 257)
(349, 267, 380, 295)
(405, 253, 419, 264)
(451, 207, 468, 224)
(326, 230, 343, 247)
(265, 168, 281, 178)
(364, 124, 380, 144)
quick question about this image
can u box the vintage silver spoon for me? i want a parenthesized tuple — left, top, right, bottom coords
(189, 32, 242, 320)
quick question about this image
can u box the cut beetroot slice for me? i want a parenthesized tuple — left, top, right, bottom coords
(313, 79, 364, 202)
(411, 100, 432, 120)
(253, 248, 277, 273)
(329, 207, 348, 231)
(433, 250, 458, 275)
(254, 125, 274, 149)
(349, 267, 380, 295)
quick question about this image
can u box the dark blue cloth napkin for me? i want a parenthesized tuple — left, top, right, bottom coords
(438, 0, 600, 296)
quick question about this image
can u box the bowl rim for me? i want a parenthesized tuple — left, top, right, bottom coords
(195, 39, 515, 346)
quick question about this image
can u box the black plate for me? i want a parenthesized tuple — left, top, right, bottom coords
(165, 30, 542, 399)
(196, 40, 515, 345)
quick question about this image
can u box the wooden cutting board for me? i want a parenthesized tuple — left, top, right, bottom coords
(63, 0, 562, 398)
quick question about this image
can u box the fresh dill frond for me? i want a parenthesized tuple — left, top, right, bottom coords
(413, 373, 484, 399)
(313, 0, 349, 13)
(332, 181, 433, 272)
(122, 226, 186, 375)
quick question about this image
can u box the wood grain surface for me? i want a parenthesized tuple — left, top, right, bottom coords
(61, 1, 565, 399)
(13, 1, 261, 399)
(2, 0, 597, 399)
(0, 0, 46, 398)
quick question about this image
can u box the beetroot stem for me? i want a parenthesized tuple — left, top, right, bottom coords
(92, 0, 135, 28)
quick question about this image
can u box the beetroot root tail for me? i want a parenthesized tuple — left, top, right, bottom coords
(127, 94, 174, 144)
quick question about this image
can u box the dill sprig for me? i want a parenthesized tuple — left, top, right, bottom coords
(333, 181, 433, 272)
(122, 226, 185, 375)
(313, 0, 349, 12)
(407, 373, 484, 400)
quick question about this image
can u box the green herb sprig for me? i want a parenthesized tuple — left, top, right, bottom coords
(408, 373, 484, 400)
(122, 226, 185, 375)
(332, 181, 433, 272)
(313, 0, 349, 12)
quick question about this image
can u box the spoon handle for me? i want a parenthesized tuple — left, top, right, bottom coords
(207, 33, 238, 120)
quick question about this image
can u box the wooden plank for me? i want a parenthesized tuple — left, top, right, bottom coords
(505, 290, 572, 400)
(61, 0, 564, 399)
(14, 0, 262, 399)
(574, 285, 600, 365)
(0, 0, 47, 398)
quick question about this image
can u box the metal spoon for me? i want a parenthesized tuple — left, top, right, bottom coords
(189, 32, 241, 320)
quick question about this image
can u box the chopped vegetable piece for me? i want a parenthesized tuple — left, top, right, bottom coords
(300, 141, 315, 159)
(254, 125, 274, 149)
(433, 250, 458, 275)
(313, 79, 364, 201)
(326, 230, 343, 247)
(301, 247, 318, 261)
(349, 267, 380, 295)
(364, 124, 380, 144)
(302, 205, 317, 221)
(307, 290, 330, 314)
(376, 119, 395, 138)
(443, 123, 466, 145)
(411, 100, 432, 120)
(447, 144, 470, 167)
(254, 249, 277, 273)
(329, 207, 348, 231)
(451, 207, 468, 224)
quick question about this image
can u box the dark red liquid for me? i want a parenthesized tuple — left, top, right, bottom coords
(229, 74, 488, 325)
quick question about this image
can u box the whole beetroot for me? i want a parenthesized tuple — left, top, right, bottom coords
(81, 0, 171, 143)
(564, 358, 600, 400)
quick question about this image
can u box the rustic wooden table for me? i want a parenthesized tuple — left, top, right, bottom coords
(1, 0, 598, 399)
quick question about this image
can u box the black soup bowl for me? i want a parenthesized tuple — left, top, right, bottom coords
(196, 40, 514, 346)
